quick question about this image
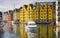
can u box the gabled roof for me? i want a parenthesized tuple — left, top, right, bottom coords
(4, 11, 8, 14)
(19, 7, 22, 10)
(29, 4, 33, 8)
(8, 10, 14, 14)
(16, 9, 20, 12)
(24, 5, 27, 8)
(13, 8, 20, 13)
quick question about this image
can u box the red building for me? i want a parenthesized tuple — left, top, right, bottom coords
(7, 10, 13, 32)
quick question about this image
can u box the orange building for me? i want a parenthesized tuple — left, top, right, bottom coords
(8, 10, 13, 32)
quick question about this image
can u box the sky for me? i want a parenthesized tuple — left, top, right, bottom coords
(0, 0, 56, 11)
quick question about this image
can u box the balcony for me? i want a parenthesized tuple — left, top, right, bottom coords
(58, 12, 60, 16)
(58, 2, 60, 7)
(57, 7, 60, 11)
(58, 17, 60, 22)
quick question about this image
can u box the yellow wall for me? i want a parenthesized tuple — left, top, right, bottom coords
(47, 4, 53, 21)
(33, 9, 38, 21)
(27, 4, 34, 21)
(16, 12, 20, 20)
(40, 8, 47, 21)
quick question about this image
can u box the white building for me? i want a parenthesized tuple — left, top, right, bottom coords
(56, 0, 60, 38)
(2, 12, 8, 22)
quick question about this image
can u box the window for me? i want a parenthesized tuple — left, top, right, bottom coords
(41, 16, 43, 18)
(44, 16, 46, 18)
(29, 8, 30, 10)
(50, 5, 52, 7)
(58, 29, 60, 38)
(58, 12, 60, 16)
(58, 2, 60, 6)
(40, 13, 43, 15)
(23, 11, 24, 13)
(58, 7, 60, 11)
(58, 17, 60, 22)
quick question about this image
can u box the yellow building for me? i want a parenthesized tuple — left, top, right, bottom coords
(19, 5, 28, 38)
(33, 3, 40, 21)
(27, 4, 34, 21)
(16, 9, 20, 20)
(39, 4, 48, 38)
(14, 2, 55, 38)
(40, 4, 47, 22)
(47, 3, 53, 21)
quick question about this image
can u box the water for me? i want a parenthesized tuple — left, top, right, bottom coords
(1, 24, 20, 38)
(1, 30, 20, 38)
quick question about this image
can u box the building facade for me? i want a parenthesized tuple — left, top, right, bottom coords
(56, 0, 60, 38)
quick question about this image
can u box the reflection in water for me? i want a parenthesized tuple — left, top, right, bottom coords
(0, 29, 4, 38)
(0, 25, 20, 38)
(0, 23, 56, 38)
(36, 24, 56, 38)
